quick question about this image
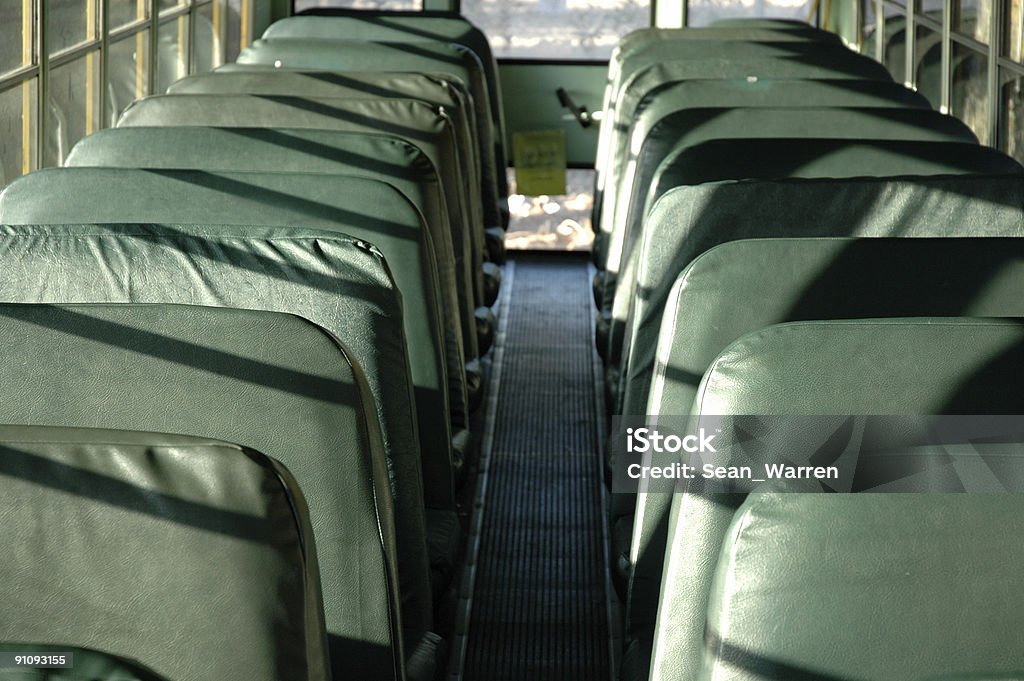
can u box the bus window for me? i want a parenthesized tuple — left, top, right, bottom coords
(686, 0, 814, 28)
(461, 0, 650, 61)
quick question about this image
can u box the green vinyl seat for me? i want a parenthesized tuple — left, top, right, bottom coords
(0, 167, 468, 563)
(0, 228, 436, 681)
(167, 68, 506, 260)
(116, 93, 498, 321)
(591, 76, 932, 280)
(649, 318, 1024, 681)
(262, 12, 509, 216)
(699, 489, 1024, 681)
(619, 237, 1024, 681)
(608, 144, 1024, 408)
(0, 315, 385, 680)
(594, 37, 889, 219)
(64, 126, 486, 386)
(235, 36, 504, 234)
(595, 105, 980, 338)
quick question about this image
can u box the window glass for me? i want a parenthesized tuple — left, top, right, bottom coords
(861, 0, 879, 58)
(160, 0, 186, 15)
(294, 0, 421, 11)
(47, 0, 94, 54)
(461, 0, 650, 61)
(686, 0, 813, 29)
(951, 42, 990, 143)
(45, 54, 99, 165)
(226, 0, 245, 61)
(506, 168, 593, 252)
(191, 2, 223, 73)
(914, 23, 942, 107)
(109, 0, 147, 30)
(157, 16, 189, 93)
(955, 0, 989, 43)
(106, 31, 149, 125)
(1, 0, 29, 75)
(882, 4, 907, 82)
(1008, 0, 1022, 61)
(1001, 71, 1023, 162)
(0, 81, 36, 184)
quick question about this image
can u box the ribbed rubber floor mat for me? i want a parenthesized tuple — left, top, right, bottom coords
(463, 254, 610, 681)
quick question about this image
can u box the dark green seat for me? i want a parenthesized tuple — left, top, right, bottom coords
(168, 69, 506, 249)
(649, 318, 1024, 681)
(597, 105, 978, 330)
(116, 93, 495, 319)
(592, 77, 932, 275)
(236, 36, 503, 234)
(64, 126, 484, 381)
(698, 490, 1024, 681)
(0, 422, 329, 679)
(262, 12, 509, 215)
(0, 167, 468, 560)
(609, 146, 1024, 408)
(620, 237, 1024, 681)
(595, 38, 890, 218)
(0, 228, 433, 681)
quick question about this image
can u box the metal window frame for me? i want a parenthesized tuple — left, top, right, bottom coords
(0, 0, 252, 175)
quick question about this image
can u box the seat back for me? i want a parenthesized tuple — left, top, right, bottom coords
(168, 68, 503, 229)
(602, 106, 979, 299)
(651, 318, 1024, 681)
(0, 167, 462, 514)
(593, 77, 932, 267)
(613, 154, 1024, 406)
(0, 301, 391, 678)
(0, 227, 425, 680)
(116, 93, 485, 313)
(622, 237, 1024, 681)
(64, 126, 479, 368)
(263, 12, 508, 189)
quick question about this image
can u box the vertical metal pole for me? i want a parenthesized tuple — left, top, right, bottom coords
(37, 0, 48, 167)
(940, 0, 951, 111)
(21, 0, 33, 173)
(149, 0, 158, 92)
(987, 0, 1005, 146)
(906, 0, 916, 87)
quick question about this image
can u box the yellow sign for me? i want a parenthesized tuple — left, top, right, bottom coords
(512, 129, 567, 196)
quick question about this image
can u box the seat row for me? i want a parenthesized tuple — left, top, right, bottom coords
(593, 18, 1024, 681)
(0, 9, 508, 681)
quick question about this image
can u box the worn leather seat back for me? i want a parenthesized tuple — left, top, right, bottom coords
(116, 93, 486, 316)
(620, 237, 1024, 681)
(0, 167, 462, 518)
(614, 164, 1024, 414)
(64, 125, 480, 370)
(0, 302, 390, 679)
(0, 227, 427, 680)
(651, 318, 1024, 681)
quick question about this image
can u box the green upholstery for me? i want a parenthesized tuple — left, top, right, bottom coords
(594, 38, 889, 211)
(236, 37, 502, 227)
(700, 491, 1024, 681)
(169, 69, 504, 233)
(620, 237, 1024, 681)
(0, 167, 465, 522)
(64, 126, 482, 371)
(592, 77, 931, 272)
(651, 318, 1024, 681)
(0, 367, 354, 680)
(0, 643, 170, 680)
(116, 94, 489, 317)
(0, 227, 429, 681)
(598, 106, 978, 323)
(611, 150, 1024, 409)
(262, 12, 509, 203)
